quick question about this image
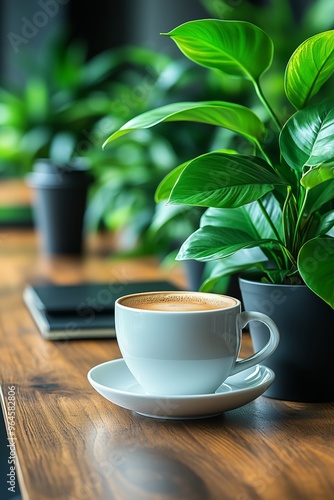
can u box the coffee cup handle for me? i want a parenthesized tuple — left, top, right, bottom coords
(229, 311, 280, 376)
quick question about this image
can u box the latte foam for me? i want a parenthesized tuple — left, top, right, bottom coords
(119, 292, 237, 312)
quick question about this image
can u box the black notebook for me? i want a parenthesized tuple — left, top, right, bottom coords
(23, 280, 180, 340)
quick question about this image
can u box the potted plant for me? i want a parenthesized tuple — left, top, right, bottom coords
(103, 19, 334, 402)
(0, 33, 119, 233)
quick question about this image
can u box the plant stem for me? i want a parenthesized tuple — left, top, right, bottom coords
(293, 189, 309, 251)
(256, 143, 274, 167)
(268, 248, 285, 270)
(257, 198, 282, 243)
(253, 79, 282, 132)
(278, 243, 297, 268)
(282, 186, 293, 247)
(257, 198, 290, 269)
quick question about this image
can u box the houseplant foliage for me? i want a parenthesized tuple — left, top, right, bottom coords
(104, 19, 334, 309)
(89, 42, 224, 255)
(0, 33, 178, 176)
(1, 31, 202, 252)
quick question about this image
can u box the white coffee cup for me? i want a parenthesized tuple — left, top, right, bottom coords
(115, 291, 279, 395)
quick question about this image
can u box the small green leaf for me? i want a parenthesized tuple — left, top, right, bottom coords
(307, 210, 334, 239)
(301, 161, 334, 189)
(305, 179, 334, 214)
(280, 99, 334, 171)
(25, 78, 49, 122)
(169, 153, 286, 208)
(56, 95, 114, 122)
(147, 203, 200, 238)
(264, 269, 298, 284)
(176, 226, 275, 261)
(285, 30, 334, 109)
(163, 19, 273, 82)
(319, 211, 334, 237)
(103, 101, 265, 147)
(298, 237, 334, 308)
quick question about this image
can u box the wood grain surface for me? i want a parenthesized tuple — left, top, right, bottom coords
(0, 229, 333, 500)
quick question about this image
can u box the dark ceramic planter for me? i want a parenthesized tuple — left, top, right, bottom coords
(183, 260, 206, 291)
(239, 277, 334, 402)
(27, 159, 92, 256)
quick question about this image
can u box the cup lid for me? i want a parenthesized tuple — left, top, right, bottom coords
(26, 159, 93, 188)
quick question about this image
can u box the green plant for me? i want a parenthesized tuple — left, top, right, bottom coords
(104, 19, 334, 308)
(88, 43, 224, 254)
(0, 34, 174, 176)
(0, 39, 105, 175)
(0, 33, 203, 250)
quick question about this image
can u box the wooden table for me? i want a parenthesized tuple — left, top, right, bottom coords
(0, 229, 333, 500)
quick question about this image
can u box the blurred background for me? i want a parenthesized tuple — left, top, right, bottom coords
(1, 3, 333, 499)
(0, 0, 332, 262)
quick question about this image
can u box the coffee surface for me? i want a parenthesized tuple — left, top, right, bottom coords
(120, 292, 237, 311)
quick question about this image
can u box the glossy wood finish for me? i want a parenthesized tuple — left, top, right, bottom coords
(0, 230, 333, 500)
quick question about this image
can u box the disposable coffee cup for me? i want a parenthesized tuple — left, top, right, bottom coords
(26, 159, 92, 255)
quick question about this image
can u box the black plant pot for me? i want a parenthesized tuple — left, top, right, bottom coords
(27, 159, 92, 256)
(239, 277, 334, 402)
(183, 260, 206, 291)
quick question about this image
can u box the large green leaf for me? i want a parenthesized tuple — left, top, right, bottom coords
(201, 195, 282, 240)
(155, 150, 238, 203)
(301, 161, 334, 189)
(155, 162, 189, 202)
(201, 207, 258, 237)
(280, 99, 334, 171)
(298, 237, 334, 308)
(169, 153, 286, 208)
(176, 226, 276, 261)
(285, 30, 334, 109)
(257, 193, 284, 238)
(200, 249, 268, 292)
(162, 19, 273, 82)
(103, 101, 265, 146)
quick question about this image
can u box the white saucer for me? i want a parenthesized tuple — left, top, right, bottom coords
(87, 359, 275, 420)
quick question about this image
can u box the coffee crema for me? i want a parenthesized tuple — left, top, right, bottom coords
(119, 292, 237, 311)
